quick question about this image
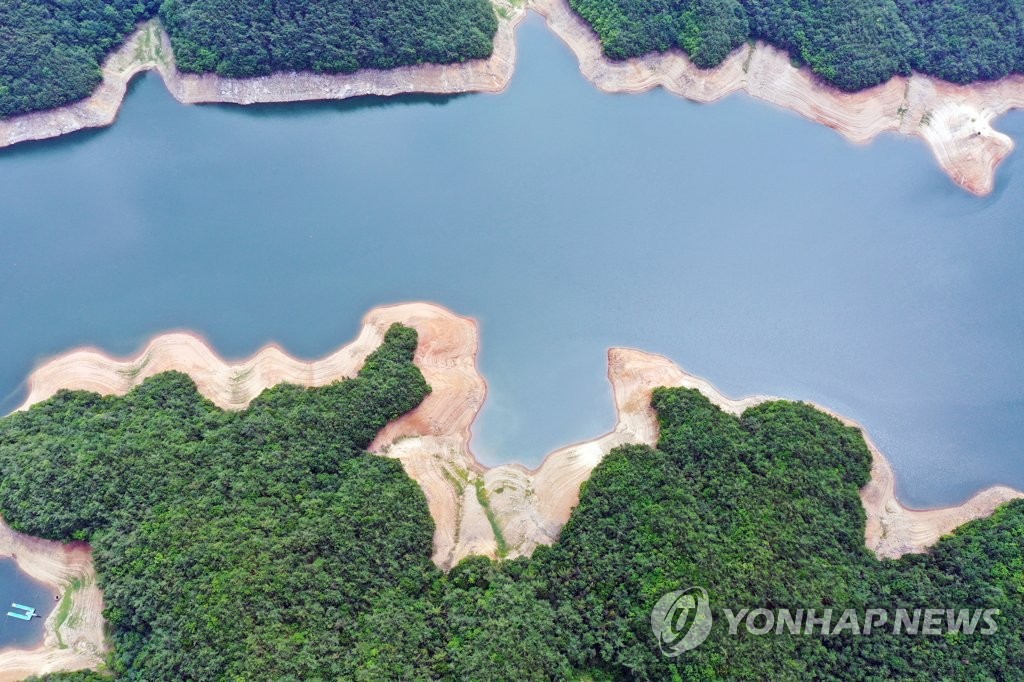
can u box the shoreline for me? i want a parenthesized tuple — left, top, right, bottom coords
(0, 520, 106, 682)
(530, 0, 1024, 196)
(15, 302, 1023, 569)
(0, 2, 525, 149)
(1, 0, 1023, 193)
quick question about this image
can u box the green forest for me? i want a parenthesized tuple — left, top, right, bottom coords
(160, 0, 497, 77)
(0, 0, 156, 117)
(2, 0, 1023, 117)
(1, 330, 1021, 679)
(570, 0, 1024, 90)
(0, 0, 497, 117)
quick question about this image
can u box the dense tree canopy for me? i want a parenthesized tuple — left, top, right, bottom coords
(0, 0, 497, 117)
(160, 0, 498, 77)
(2, 356, 1021, 679)
(3, 325, 436, 679)
(3, 0, 1023, 117)
(0, 0, 156, 117)
(529, 389, 1024, 678)
(571, 0, 1024, 90)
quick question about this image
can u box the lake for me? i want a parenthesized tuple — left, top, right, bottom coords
(0, 13, 1022, 508)
(0, 557, 54, 649)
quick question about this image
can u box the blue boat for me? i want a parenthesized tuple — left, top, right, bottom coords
(7, 603, 36, 621)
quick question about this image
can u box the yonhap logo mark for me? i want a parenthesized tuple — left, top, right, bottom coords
(650, 586, 1001, 659)
(651, 587, 713, 656)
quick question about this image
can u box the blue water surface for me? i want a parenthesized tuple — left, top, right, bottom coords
(1, 14, 1022, 507)
(0, 558, 55, 649)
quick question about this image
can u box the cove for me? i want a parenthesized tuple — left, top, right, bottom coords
(0, 13, 1022, 509)
(0, 558, 54, 650)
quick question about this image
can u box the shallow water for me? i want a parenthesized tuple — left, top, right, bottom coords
(0, 558, 55, 649)
(1, 14, 1022, 507)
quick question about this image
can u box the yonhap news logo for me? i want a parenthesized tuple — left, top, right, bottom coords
(651, 587, 1000, 657)
(650, 587, 713, 656)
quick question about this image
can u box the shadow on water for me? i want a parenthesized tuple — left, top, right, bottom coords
(204, 91, 468, 119)
(0, 126, 110, 161)
(0, 73, 463, 158)
(0, 72, 153, 160)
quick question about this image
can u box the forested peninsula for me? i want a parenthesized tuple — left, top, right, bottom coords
(2, 0, 1023, 195)
(3, 0, 1024, 118)
(0, 0, 497, 117)
(570, 0, 1024, 91)
(1, 312, 1022, 680)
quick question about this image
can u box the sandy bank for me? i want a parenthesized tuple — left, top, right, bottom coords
(16, 302, 1023, 571)
(0, 1, 525, 149)
(17, 303, 491, 568)
(0, 520, 106, 682)
(2, 0, 1024, 192)
(531, 0, 1024, 196)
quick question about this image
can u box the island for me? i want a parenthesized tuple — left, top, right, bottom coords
(1, 303, 1021, 680)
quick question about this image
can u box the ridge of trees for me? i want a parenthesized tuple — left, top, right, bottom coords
(569, 0, 1024, 91)
(3, 354, 1020, 679)
(0, 0, 497, 117)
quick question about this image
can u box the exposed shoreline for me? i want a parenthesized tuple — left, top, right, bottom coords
(0, 521, 106, 682)
(15, 302, 1023, 572)
(0, 2, 525, 149)
(0, 3, 524, 147)
(530, 0, 1024, 196)
(2, 0, 1024, 193)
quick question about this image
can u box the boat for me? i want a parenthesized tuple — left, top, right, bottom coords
(6, 603, 36, 621)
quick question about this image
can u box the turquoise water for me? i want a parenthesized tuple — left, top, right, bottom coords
(1, 14, 1022, 508)
(0, 558, 54, 649)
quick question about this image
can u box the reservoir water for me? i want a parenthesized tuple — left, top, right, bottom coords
(0, 557, 54, 649)
(0, 14, 1021, 508)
